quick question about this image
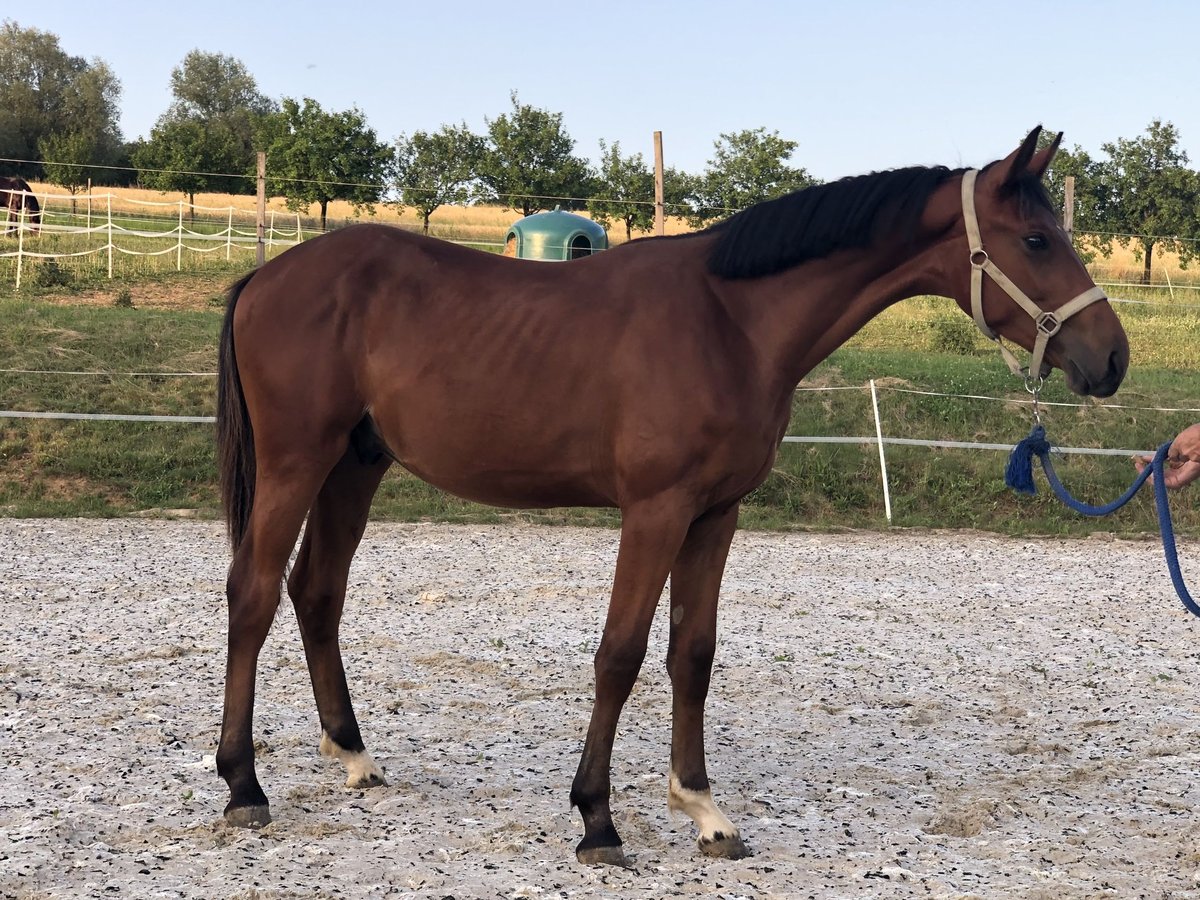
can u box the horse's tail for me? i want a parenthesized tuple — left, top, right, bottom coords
(217, 271, 258, 551)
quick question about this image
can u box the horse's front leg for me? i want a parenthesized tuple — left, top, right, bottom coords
(666, 502, 750, 858)
(570, 495, 693, 867)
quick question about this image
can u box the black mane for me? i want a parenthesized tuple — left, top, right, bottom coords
(706, 165, 962, 279)
(706, 162, 1059, 280)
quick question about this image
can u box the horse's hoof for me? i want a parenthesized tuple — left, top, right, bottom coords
(576, 844, 632, 868)
(224, 803, 272, 829)
(346, 770, 387, 789)
(699, 833, 751, 859)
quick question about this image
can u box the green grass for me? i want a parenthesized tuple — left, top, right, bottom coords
(0, 295, 1197, 537)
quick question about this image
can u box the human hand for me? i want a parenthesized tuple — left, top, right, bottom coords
(1134, 424, 1200, 490)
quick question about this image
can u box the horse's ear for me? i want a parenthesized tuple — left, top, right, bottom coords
(996, 126, 1046, 188)
(1027, 131, 1062, 180)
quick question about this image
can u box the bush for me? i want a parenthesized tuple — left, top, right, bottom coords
(32, 260, 73, 289)
(930, 314, 979, 355)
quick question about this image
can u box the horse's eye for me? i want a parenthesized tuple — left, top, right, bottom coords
(1024, 234, 1049, 252)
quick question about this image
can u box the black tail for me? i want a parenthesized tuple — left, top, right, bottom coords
(217, 272, 257, 550)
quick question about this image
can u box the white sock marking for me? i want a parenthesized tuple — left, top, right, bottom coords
(320, 731, 386, 787)
(668, 772, 738, 843)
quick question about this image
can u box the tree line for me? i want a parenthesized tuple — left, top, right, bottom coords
(2, 20, 1198, 276)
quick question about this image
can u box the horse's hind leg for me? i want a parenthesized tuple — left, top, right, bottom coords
(665, 503, 750, 858)
(218, 432, 352, 828)
(287, 444, 391, 789)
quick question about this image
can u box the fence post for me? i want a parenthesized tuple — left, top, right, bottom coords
(176, 201, 184, 271)
(256, 152, 266, 266)
(226, 207, 233, 261)
(268, 210, 276, 256)
(106, 194, 113, 279)
(870, 379, 893, 524)
(1063, 175, 1074, 243)
(653, 131, 665, 237)
(14, 205, 25, 290)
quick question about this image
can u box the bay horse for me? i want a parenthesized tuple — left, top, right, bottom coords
(215, 128, 1128, 865)
(0, 176, 42, 234)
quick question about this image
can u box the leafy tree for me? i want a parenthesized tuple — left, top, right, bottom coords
(38, 130, 99, 210)
(166, 50, 275, 122)
(662, 166, 701, 224)
(587, 140, 654, 241)
(393, 124, 484, 234)
(258, 97, 394, 230)
(0, 20, 123, 178)
(135, 51, 274, 198)
(131, 118, 246, 208)
(477, 92, 594, 217)
(689, 127, 816, 227)
(1091, 120, 1200, 282)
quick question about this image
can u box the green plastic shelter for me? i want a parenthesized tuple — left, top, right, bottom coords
(505, 206, 608, 261)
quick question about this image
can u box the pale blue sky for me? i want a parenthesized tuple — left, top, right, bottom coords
(11, 1, 1200, 180)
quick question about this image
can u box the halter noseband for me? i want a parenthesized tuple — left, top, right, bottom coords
(961, 169, 1107, 386)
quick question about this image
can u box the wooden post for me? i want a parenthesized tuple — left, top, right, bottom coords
(1063, 175, 1075, 243)
(653, 131, 665, 236)
(256, 152, 266, 266)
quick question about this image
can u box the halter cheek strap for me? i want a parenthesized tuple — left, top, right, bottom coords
(961, 169, 1107, 382)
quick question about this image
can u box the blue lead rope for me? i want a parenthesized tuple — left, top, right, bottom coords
(1005, 424, 1199, 618)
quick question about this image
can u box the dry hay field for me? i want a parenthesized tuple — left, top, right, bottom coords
(4, 519, 1200, 899)
(23, 182, 693, 248)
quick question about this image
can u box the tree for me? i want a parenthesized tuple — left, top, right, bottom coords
(135, 50, 275, 198)
(38, 130, 98, 210)
(477, 92, 594, 217)
(166, 50, 275, 122)
(393, 124, 483, 234)
(587, 141, 654, 241)
(0, 20, 123, 178)
(258, 97, 394, 230)
(689, 128, 816, 227)
(1090, 120, 1200, 283)
(131, 118, 247, 208)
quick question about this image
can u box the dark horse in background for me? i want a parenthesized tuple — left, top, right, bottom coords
(0, 176, 42, 234)
(214, 128, 1128, 866)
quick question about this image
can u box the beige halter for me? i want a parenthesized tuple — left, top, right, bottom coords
(961, 169, 1107, 386)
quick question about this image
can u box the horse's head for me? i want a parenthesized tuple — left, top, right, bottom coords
(945, 127, 1128, 398)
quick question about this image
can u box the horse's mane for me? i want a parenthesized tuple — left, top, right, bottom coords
(705, 163, 1057, 280)
(706, 166, 959, 279)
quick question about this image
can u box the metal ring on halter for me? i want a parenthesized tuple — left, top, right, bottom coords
(1024, 374, 1045, 396)
(1035, 311, 1062, 337)
(970, 249, 989, 268)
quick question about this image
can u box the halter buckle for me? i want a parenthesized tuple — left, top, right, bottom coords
(1036, 311, 1061, 337)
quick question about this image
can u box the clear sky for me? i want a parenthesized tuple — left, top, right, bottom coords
(10, 1, 1200, 181)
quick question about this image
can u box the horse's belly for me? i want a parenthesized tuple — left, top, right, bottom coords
(399, 457, 614, 509)
(378, 412, 615, 509)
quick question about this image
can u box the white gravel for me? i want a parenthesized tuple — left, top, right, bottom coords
(3, 519, 1200, 899)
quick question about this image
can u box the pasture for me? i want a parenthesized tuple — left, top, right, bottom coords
(0, 289, 1197, 536)
(3, 520, 1200, 898)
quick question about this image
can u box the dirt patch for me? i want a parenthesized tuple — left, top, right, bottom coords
(3, 520, 1200, 898)
(35, 274, 234, 311)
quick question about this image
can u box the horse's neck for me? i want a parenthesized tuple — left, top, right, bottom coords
(718, 236, 948, 397)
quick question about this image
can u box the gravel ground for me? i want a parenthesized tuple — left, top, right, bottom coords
(3, 519, 1200, 899)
